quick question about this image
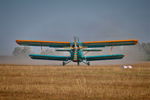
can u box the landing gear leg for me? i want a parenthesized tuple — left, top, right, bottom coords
(62, 60, 71, 66)
(82, 60, 90, 66)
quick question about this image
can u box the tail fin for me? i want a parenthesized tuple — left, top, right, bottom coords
(74, 36, 79, 42)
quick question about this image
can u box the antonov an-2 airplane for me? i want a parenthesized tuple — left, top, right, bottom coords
(16, 37, 138, 65)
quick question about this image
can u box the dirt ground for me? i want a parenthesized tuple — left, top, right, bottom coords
(0, 62, 150, 100)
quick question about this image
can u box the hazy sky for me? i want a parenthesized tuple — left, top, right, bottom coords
(0, 0, 149, 55)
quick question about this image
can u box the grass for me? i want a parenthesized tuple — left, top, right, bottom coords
(0, 63, 150, 100)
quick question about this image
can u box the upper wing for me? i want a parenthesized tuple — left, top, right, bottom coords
(82, 40, 138, 48)
(16, 40, 71, 48)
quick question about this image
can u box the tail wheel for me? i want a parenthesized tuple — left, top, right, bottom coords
(77, 62, 80, 66)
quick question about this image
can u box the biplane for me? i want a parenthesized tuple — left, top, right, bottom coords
(16, 37, 138, 65)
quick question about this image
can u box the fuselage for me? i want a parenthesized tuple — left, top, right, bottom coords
(70, 41, 84, 62)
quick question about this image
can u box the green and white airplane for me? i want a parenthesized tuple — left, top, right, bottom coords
(16, 37, 138, 65)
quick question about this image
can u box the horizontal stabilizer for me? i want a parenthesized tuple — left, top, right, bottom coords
(55, 49, 71, 51)
(82, 49, 102, 51)
(85, 54, 124, 61)
(29, 54, 70, 61)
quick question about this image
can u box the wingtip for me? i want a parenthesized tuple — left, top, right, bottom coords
(133, 39, 138, 44)
(16, 40, 20, 44)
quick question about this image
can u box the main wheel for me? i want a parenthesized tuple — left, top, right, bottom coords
(63, 61, 65, 66)
(87, 62, 90, 66)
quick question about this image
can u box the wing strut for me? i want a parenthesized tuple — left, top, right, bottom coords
(40, 43, 43, 51)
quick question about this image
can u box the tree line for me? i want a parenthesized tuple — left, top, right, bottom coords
(140, 42, 150, 60)
(12, 47, 58, 57)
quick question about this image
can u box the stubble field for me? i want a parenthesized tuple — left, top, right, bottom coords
(0, 62, 150, 100)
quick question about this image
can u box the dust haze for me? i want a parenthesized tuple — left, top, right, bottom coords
(0, 44, 147, 65)
(87, 44, 147, 65)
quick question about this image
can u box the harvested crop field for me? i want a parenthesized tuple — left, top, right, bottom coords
(0, 62, 150, 100)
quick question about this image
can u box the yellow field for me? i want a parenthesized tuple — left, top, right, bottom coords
(0, 63, 150, 100)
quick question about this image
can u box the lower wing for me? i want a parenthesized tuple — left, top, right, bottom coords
(29, 54, 71, 61)
(85, 54, 124, 61)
